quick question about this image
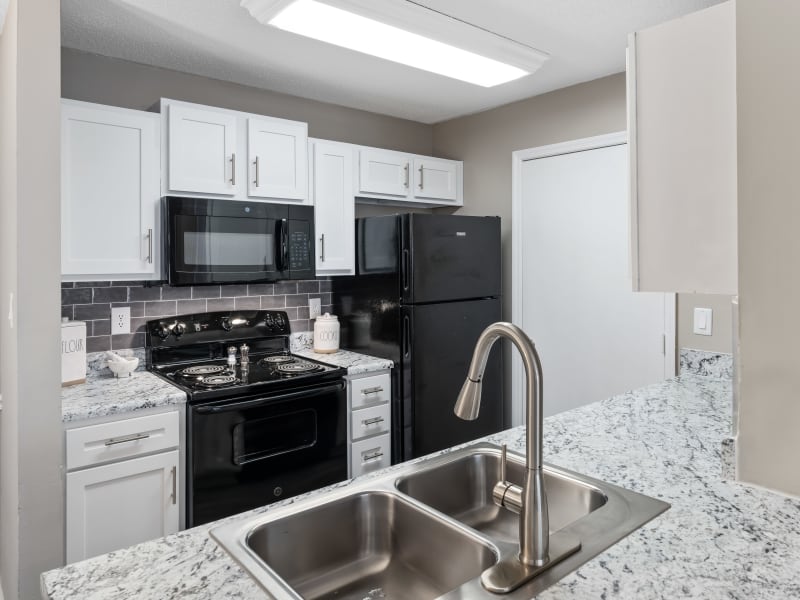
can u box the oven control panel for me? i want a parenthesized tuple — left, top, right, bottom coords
(147, 310, 291, 346)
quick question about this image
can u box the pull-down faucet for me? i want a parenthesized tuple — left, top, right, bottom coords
(455, 322, 580, 593)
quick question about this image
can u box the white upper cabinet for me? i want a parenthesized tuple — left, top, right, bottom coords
(248, 117, 308, 201)
(61, 100, 160, 280)
(413, 157, 459, 201)
(167, 103, 239, 196)
(628, 1, 737, 294)
(311, 139, 355, 275)
(162, 99, 309, 204)
(357, 146, 463, 207)
(358, 148, 413, 198)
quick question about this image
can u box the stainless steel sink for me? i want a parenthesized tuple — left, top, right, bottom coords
(211, 443, 669, 599)
(396, 449, 607, 545)
(243, 491, 497, 600)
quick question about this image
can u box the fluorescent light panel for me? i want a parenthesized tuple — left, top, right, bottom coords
(269, 0, 529, 87)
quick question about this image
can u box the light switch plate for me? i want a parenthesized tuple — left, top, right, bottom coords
(111, 306, 131, 335)
(693, 307, 713, 336)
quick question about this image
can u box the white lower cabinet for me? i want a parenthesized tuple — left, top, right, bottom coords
(65, 410, 181, 563)
(347, 371, 392, 477)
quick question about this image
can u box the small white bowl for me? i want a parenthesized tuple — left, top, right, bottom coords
(107, 357, 139, 378)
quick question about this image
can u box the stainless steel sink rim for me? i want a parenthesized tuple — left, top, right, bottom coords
(210, 442, 670, 600)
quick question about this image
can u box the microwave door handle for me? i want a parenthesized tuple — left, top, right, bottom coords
(193, 381, 345, 414)
(275, 218, 289, 272)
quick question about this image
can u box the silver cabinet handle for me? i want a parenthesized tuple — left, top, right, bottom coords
(104, 433, 150, 446)
(363, 449, 384, 462)
(146, 228, 153, 264)
(254, 156, 260, 187)
(361, 416, 385, 427)
(320, 234, 325, 262)
(404, 163, 410, 188)
(361, 386, 384, 395)
(230, 153, 236, 185)
(418, 164, 424, 190)
(170, 465, 177, 505)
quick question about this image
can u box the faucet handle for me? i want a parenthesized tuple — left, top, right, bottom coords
(500, 444, 508, 483)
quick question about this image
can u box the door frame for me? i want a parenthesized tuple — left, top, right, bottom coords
(510, 132, 676, 426)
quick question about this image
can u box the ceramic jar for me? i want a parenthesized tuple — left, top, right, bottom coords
(313, 313, 340, 354)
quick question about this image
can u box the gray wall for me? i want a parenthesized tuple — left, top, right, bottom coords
(61, 48, 433, 156)
(432, 74, 733, 360)
(735, 0, 800, 496)
(0, 0, 64, 597)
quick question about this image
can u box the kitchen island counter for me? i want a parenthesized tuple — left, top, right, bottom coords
(43, 371, 800, 599)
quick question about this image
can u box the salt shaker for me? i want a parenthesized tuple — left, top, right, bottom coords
(227, 346, 237, 369)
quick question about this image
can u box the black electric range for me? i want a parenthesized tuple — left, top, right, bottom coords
(146, 310, 347, 526)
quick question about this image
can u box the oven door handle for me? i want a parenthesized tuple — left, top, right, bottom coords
(193, 381, 345, 414)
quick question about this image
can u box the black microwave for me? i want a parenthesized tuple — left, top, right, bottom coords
(162, 196, 315, 285)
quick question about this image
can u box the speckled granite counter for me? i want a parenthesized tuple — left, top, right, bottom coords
(291, 332, 393, 375)
(62, 351, 186, 423)
(43, 372, 800, 599)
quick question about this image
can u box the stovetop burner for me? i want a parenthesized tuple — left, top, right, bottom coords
(196, 374, 239, 388)
(259, 355, 294, 365)
(275, 361, 324, 376)
(179, 365, 227, 377)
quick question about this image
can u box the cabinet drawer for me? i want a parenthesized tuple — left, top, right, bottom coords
(349, 373, 391, 409)
(67, 411, 180, 470)
(350, 434, 391, 478)
(350, 403, 390, 442)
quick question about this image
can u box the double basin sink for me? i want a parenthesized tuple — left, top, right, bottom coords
(211, 443, 669, 599)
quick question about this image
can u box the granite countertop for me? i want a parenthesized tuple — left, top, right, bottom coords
(44, 361, 800, 598)
(61, 350, 186, 424)
(291, 332, 394, 375)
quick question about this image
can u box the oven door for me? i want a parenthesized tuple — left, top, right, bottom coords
(188, 380, 347, 526)
(165, 196, 289, 285)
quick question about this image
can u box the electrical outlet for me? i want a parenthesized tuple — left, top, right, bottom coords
(111, 306, 131, 334)
(309, 297, 322, 319)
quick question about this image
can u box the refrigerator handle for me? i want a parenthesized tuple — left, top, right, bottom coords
(403, 315, 411, 359)
(402, 249, 410, 293)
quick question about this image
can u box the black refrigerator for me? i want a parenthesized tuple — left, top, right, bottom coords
(333, 213, 503, 462)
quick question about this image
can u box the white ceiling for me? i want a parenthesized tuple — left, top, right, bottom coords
(61, 0, 724, 124)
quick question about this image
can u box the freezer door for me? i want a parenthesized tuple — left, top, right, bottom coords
(401, 214, 501, 304)
(400, 298, 503, 460)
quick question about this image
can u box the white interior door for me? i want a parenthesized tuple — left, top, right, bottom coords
(513, 135, 674, 421)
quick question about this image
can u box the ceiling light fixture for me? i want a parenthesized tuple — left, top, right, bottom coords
(241, 0, 549, 88)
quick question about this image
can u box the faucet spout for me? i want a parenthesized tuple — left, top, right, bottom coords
(454, 322, 549, 567)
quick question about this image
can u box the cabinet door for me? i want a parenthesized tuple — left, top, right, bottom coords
(61, 101, 160, 278)
(248, 117, 308, 201)
(167, 104, 238, 195)
(412, 157, 459, 201)
(313, 141, 355, 274)
(629, 2, 737, 294)
(66, 450, 179, 563)
(358, 148, 412, 198)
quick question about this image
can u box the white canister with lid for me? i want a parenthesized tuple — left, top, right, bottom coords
(313, 313, 340, 354)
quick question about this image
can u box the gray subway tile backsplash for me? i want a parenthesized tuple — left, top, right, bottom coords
(61, 280, 328, 352)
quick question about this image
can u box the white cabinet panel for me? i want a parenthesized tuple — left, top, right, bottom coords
(350, 434, 391, 477)
(167, 104, 238, 195)
(312, 140, 355, 274)
(66, 450, 179, 563)
(248, 118, 308, 201)
(61, 101, 159, 278)
(628, 2, 737, 294)
(413, 157, 459, 201)
(349, 373, 391, 410)
(358, 148, 412, 198)
(350, 402, 391, 442)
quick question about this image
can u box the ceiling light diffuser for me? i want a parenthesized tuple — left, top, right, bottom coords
(243, 0, 547, 88)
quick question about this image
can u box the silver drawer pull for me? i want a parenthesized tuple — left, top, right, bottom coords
(361, 386, 384, 395)
(362, 417, 384, 427)
(104, 433, 150, 446)
(363, 450, 384, 462)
